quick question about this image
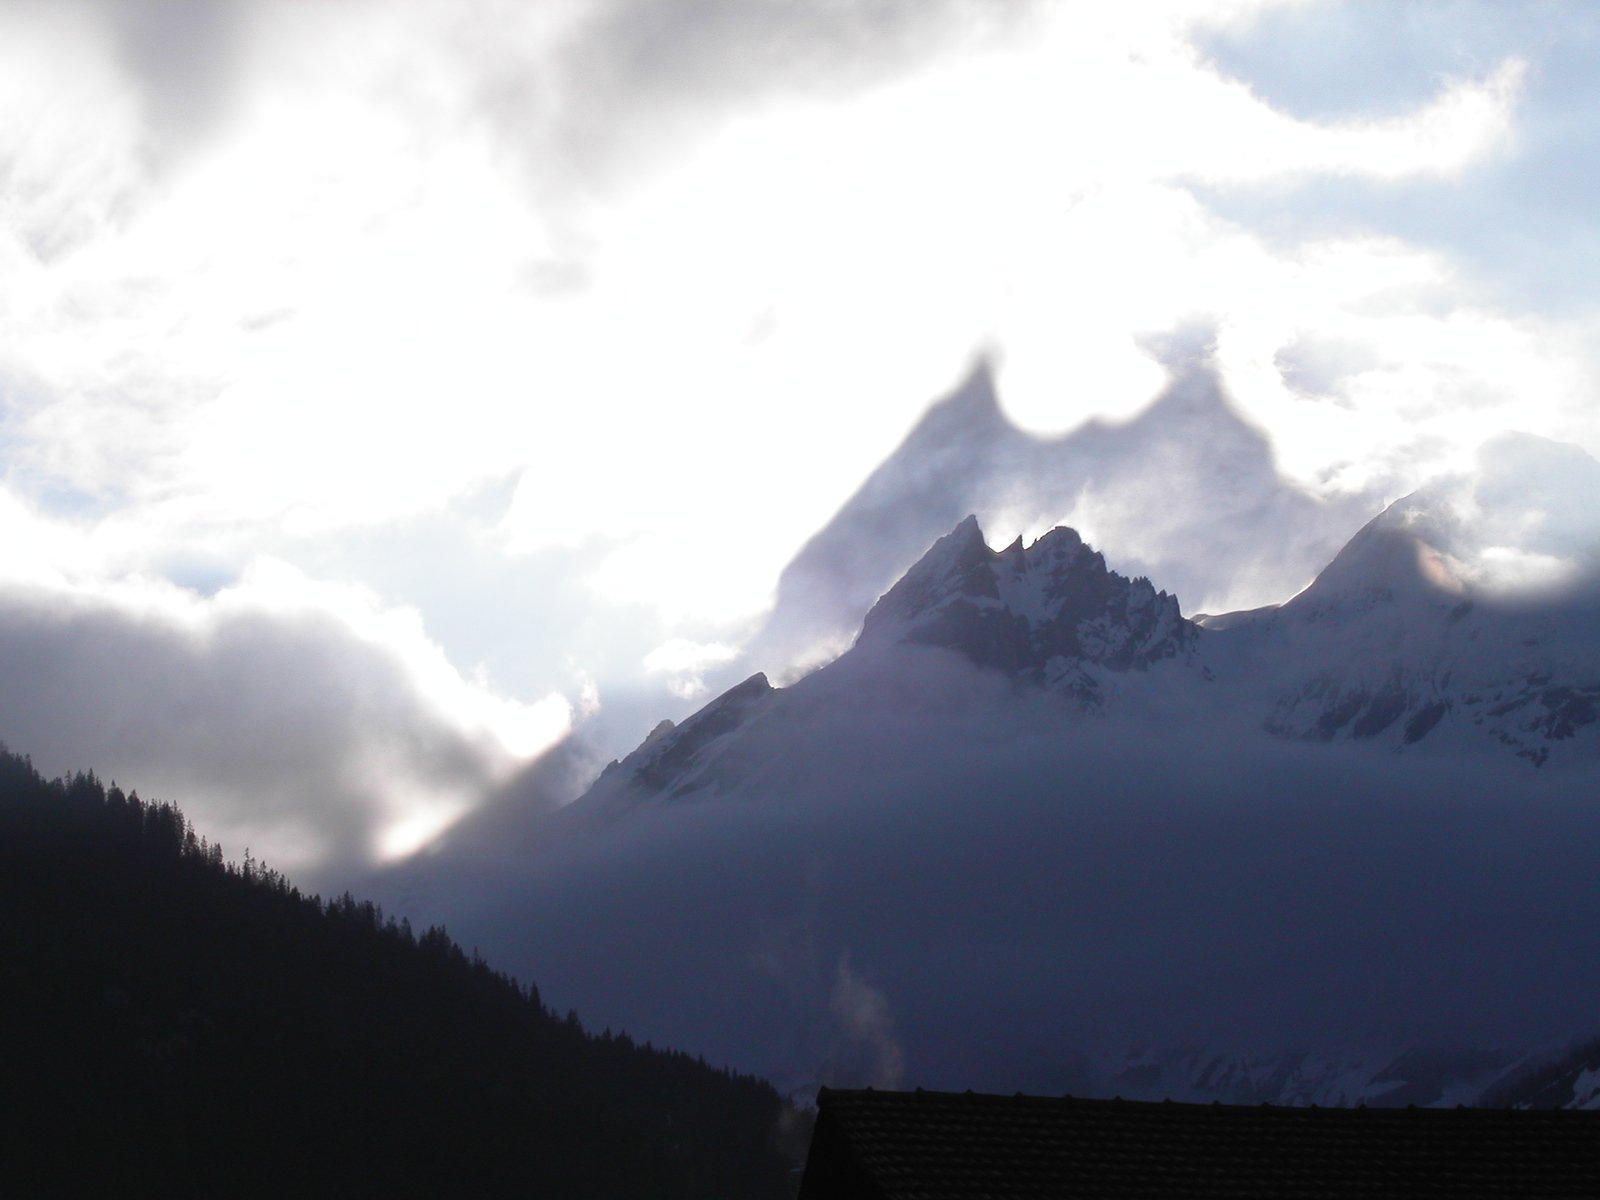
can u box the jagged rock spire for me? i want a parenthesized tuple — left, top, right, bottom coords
(858, 516, 1194, 692)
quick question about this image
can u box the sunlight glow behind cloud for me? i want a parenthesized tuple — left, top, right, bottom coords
(5, 3, 1561, 597)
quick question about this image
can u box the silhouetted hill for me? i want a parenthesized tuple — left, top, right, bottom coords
(0, 747, 794, 1198)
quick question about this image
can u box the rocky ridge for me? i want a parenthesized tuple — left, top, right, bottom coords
(858, 515, 1194, 707)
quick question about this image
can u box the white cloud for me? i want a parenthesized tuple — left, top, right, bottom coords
(3, 6, 1552, 596)
(642, 636, 739, 699)
(1468, 546, 1583, 597)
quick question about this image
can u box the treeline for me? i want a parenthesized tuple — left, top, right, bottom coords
(0, 748, 794, 1198)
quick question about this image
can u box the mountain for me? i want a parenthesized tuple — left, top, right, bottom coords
(1200, 435, 1600, 765)
(590, 488, 1598, 814)
(1106, 1042, 1515, 1109)
(572, 515, 1200, 830)
(382, 437, 1600, 1109)
(821, 433, 1600, 765)
(0, 750, 796, 1197)
(569, 671, 779, 823)
(858, 515, 1194, 703)
(746, 351, 1373, 675)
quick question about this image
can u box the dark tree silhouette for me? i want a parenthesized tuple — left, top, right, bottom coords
(0, 747, 794, 1198)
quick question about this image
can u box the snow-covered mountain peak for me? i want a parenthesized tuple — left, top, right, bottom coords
(1284, 499, 1469, 625)
(621, 671, 773, 789)
(1208, 439, 1600, 762)
(857, 515, 1194, 698)
(1284, 432, 1600, 625)
(571, 672, 778, 819)
(865, 513, 994, 621)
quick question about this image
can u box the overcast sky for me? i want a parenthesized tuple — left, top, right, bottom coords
(3, 0, 1599, 877)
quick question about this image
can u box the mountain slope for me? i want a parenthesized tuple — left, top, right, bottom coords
(570, 671, 779, 822)
(1199, 438, 1600, 764)
(383, 440, 1600, 1107)
(0, 749, 794, 1198)
(858, 516, 1193, 704)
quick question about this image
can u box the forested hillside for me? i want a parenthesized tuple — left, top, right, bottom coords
(0, 748, 795, 1198)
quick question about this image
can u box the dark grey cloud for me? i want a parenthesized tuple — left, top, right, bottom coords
(469, 0, 1038, 196)
(93, 0, 254, 169)
(0, 575, 524, 883)
(564, 0, 1017, 109)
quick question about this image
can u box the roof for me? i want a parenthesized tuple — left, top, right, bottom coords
(798, 1087, 1600, 1199)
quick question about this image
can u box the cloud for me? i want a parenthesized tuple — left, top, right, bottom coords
(464, 0, 1038, 198)
(0, 7, 147, 264)
(1197, 1, 1563, 123)
(1179, 57, 1526, 185)
(98, 0, 255, 167)
(642, 637, 739, 699)
(829, 955, 905, 1090)
(0, 522, 569, 876)
(1399, 431, 1600, 599)
(1, 7, 1574, 573)
(1194, 3, 1600, 318)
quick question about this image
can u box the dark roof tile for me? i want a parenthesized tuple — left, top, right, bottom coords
(799, 1087, 1600, 1199)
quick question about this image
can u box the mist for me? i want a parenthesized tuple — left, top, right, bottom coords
(379, 645, 1600, 1095)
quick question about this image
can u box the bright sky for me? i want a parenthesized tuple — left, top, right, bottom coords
(3, 0, 1599, 873)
